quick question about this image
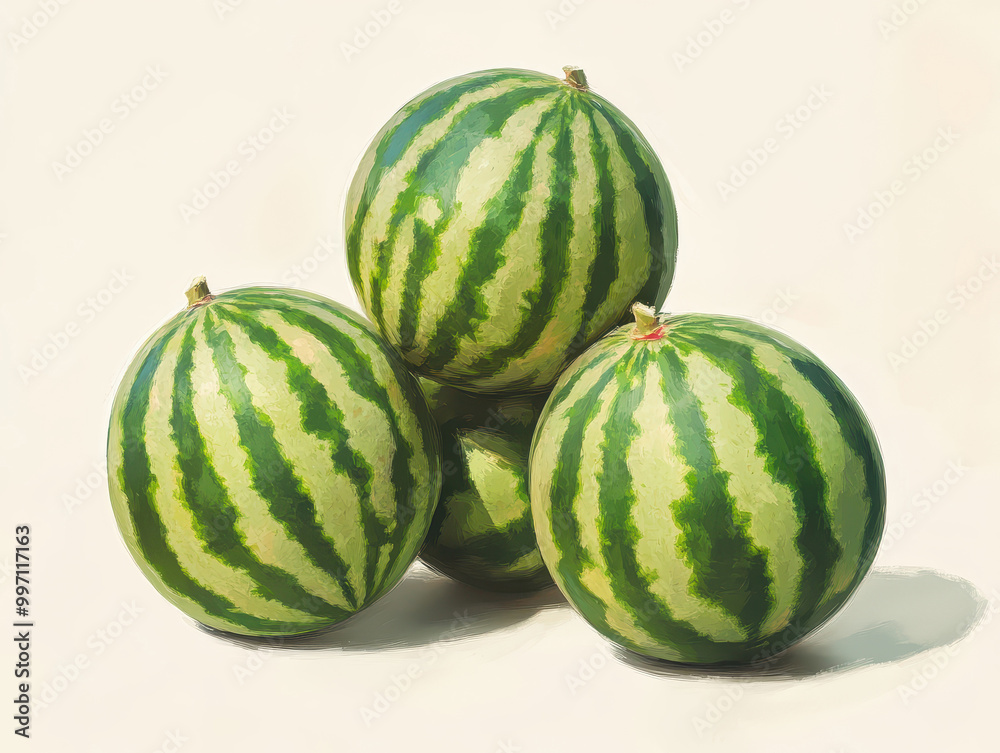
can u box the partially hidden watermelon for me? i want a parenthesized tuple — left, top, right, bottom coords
(107, 278, 442, 637)
(346, 66, 678, 395)
(529, 305, 886, 664)
(419, 380, 553, 592)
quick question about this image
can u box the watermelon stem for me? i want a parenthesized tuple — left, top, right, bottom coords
(630, 302, 666, 341)
(563, 66, 589, 91)
(185, 276, 214, 308)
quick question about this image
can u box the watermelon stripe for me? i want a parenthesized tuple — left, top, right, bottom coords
(170, 321, 350, 621)
(347, 72, 521, 292)
(265, 304, 424, 593)
(567, 107, 619, 356)
(398, 217, 441, 354)
(596, 351, 715, 658)
(656, 346, 774, 637)
(467, 100, 576, 376)
(421, 104, 562, 373)
(214, 306, 385, 602)
(370, 86, 558, 334)
(599, 102, 676, 308)
(545, 364, 633, 646)
(789, 356, 883, 600)
(116, 323, 272, 632)
(202, 309, 360, 610)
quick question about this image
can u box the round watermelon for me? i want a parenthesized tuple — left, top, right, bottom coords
(107, 278, 442, 637)
(345, 66, 678, 395)
(529, 305, 886, 664)
(418, 380, 553, 593)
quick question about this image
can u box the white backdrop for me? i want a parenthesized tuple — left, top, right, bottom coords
(1, 1, 998, 751)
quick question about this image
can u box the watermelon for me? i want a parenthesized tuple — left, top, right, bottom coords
(529, 305, 886, 664)
(106, 278, 442, 637)
(418, 380, 553, 592)
(346, 66, 678, 394)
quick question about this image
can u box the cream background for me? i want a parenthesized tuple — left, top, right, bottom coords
(0, 0, 997, 751)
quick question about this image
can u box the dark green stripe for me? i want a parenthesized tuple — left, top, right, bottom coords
(689, 332, 841, 637)
(261, 301, 434, 594)
(595, 349, 717, 660)
(215, 305, 384, 603)
(368, 86, 558, 334)
(420, 103, 563, 373)
(566, 107, 620, 360)
(465, 99, 576, 376)
(203, 309, 360, 610)
(397, 216, 441, 352)
(596, 101, 677, 309)
(171, 320, 350, 621)
(346, 72, 512, 287)
(115, 320, 280, 632)
(789, 354, 884, 610)
(657, 346, 774, 637)
(543, 361, 634, 647)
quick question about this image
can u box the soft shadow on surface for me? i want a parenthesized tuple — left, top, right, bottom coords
(197, 565, 567, 652)
(617, 567, 989, 680)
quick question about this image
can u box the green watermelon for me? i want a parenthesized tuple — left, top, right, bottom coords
(418, 380, 553, 592)
(529, 305, 886, 664)
(107, 278, 442, 637)
(346, 66, 677, 395)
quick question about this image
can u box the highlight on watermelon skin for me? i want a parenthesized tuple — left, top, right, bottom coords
(107, 277, 443, 638)
(345, 65, 679, 396)
(528, 304, 887, 665)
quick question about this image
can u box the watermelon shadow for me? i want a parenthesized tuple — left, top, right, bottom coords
(196, 563, 568, 652)
(613, 566, 992, 680)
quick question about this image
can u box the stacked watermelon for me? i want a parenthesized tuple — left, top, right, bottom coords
(108, 65, 885, 663)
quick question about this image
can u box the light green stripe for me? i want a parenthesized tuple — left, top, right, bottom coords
(355, 80, 528, 305)
(219, 311, 368, 602)
(583, 111, 651, 340)
(188, 324, 354, 611)
(479, 106, 599, 389)
(568, 374, 665, 654)
(146, 317, 317, 625)
(456, 127, 559, 368)
(412, 94, 563, 352)
(681, 349, 804, 635)
(628, 360, 746, 642)
(747, 340, 869, 600)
